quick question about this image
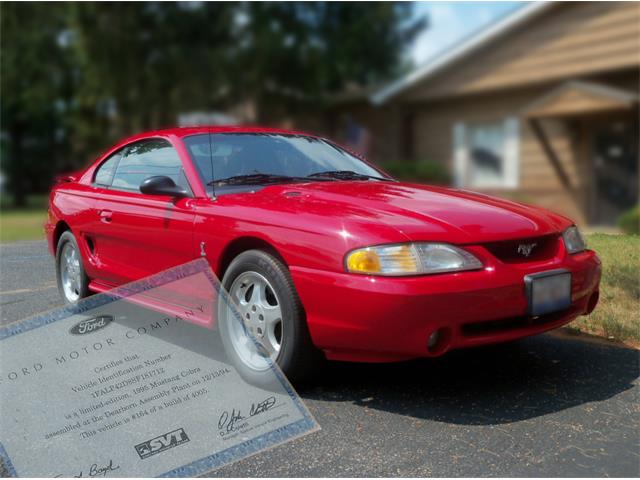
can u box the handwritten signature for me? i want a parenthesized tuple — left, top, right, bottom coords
(218, 396, 277, 433)
(56, 459, 120, 478)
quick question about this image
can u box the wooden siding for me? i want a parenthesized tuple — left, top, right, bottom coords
(412, 87, 590, 223)
(524, 85, 638, 119)
(402, 2, 640, 101)
(406, 69, 639, 224)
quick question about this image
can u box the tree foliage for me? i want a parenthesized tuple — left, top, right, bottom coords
(1, 3, 71, 205)
(1, 2, 425, 205)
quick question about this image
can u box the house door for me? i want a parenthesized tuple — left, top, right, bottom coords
(590, 115, 639, 225)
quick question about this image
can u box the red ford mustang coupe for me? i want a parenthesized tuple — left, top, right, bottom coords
(46, 126, 601, 381)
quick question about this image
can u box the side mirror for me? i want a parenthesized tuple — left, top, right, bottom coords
(140, 176, 189, 198)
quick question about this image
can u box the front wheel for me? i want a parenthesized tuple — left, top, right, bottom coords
(56, 231, 90, 304)
(219, 249, 321, 385)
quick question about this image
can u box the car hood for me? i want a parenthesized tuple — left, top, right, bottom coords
(263, 181, 571, 245)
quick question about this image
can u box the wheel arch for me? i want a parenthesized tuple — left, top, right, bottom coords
(217, 236, 288, 278)
(53, 220, 71, 248)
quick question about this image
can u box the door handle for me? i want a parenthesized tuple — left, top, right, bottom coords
(99, 210, 113, 223)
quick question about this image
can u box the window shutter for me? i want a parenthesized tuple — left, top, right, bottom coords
(503, 117, 520, 188)
(452, 122, 467, 187)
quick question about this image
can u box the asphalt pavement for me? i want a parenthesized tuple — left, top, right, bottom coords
(1, 241, 638, 477)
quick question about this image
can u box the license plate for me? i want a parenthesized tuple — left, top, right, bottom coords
(525, 269, 571, 316)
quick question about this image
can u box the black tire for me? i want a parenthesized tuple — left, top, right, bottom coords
(219, 249, 322, 385)
(55, 231, 90, 304)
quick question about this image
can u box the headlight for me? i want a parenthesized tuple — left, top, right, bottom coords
(345, 243, 483, 276)
(563, 225, 586, 254)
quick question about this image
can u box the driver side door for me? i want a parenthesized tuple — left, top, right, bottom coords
(91, 138, 197, 286)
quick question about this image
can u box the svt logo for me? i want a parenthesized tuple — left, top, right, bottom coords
(134, 428, 190, 460)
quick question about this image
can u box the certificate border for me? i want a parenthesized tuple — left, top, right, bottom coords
(0, 259, 318, 477)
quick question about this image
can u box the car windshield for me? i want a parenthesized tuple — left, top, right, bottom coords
(183, 133, 388, 193)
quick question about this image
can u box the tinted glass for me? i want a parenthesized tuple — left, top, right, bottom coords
(94, 151, 122, 186)
(111, 139, 189, 192)
(183, 133, 383, 186)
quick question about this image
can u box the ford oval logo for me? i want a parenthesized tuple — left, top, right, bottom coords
(70, 315, 114, 335)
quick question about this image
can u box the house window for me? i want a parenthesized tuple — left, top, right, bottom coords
(468, 123, 505, 187)
(453, 117, 520, 189)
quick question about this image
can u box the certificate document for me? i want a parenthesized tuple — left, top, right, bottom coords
(0, 260, 318, 477)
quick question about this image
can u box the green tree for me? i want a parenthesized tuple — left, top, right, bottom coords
(230, 2, 425, 122)
(1, 2, 71, 206)
(66, 2, 238, 160)
(1, 2, 425, 204)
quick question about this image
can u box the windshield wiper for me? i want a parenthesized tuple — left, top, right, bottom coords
(208, 173, 327, 186)
(306, 170, 393, 182)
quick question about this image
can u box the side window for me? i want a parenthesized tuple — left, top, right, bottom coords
(111, 139, 190, 193)
(468, 122, 505, 187)
(453, 118, 519, 189)
(94, 151, 123, 187)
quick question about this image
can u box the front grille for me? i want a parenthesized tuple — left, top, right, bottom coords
(483, 234, 559, 263)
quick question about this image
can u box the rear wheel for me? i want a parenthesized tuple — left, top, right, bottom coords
(219, 249, 321, 384)
(56, 231, 90, 304)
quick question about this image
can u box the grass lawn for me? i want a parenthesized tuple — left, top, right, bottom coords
(0, 195, 47, 243)
(569, 233, 639, 346)
(0, 208, 637, 345)
(0, 209, 47, 243)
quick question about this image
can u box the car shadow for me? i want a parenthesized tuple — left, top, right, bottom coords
(299, 333, 639, 426)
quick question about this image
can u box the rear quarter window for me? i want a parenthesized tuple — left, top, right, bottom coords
(94, 151, 123, 187)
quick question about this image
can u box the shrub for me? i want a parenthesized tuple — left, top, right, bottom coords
(378, 161, 450, 185)
(618, 206, 639, 235)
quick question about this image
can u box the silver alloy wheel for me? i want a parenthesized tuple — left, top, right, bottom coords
(226, 271, 283, 371)
(60, 242, 82, 303)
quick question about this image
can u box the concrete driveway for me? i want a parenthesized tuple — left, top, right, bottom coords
(1, 241, 638, 476)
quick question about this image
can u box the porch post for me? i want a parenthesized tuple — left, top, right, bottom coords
(528, 117, 577, 196)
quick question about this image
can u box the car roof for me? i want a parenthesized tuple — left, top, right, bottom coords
(122, 125, 320, 142)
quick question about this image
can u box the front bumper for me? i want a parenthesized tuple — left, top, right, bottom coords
(290, 246, 601, 362)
